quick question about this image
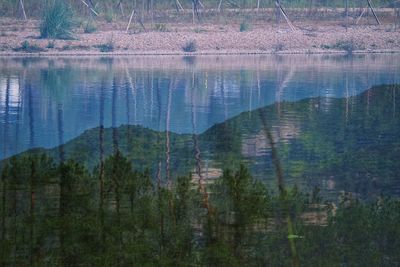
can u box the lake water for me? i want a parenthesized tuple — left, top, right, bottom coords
(1, 54, 400, 198)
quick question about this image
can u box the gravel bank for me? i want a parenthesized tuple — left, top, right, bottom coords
(1, 18, 399, 55)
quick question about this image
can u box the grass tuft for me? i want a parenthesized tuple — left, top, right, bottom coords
(46, 40, 55, 48)
(105, 10, 114, 23)
(94, 38, 114, 52)
(182, 40, 197, 52)
(13, 41, 45, 53)
(40, 0, 75, 40)
(154, 23, 168, 32)
(83, 20, 97, 34)
(321, 39, 365, 54)
(240, 21, 251, 32)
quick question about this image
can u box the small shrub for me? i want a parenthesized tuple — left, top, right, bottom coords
(40, 0, 75, 39)
(95, 39, 114, 52)
(105, 10, 114, 23)
(273, 42, 285, 52)
(61, 44, 90, 51)
(321, 44, 331, 49)
(182, 40, 197, 52)
(154, 23, 168, 32)
(83, 20, 97, 33)
(46, 41, 55, 48)
(61, 44, 71, 50)
(240, 21, 251, 32)
(323, 40, 364, 54)
(13, 41, 45, 53)
(194, 27, 207, 33)
(334, 40, 356, 54)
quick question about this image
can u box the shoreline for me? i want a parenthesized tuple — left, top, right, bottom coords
(1, 49, 400, 57)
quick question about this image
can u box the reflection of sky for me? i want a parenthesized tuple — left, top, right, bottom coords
(0, 77, 20, 119)
(0, 55, 399, 160)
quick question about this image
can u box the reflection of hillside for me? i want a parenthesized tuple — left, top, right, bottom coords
(191, 161, 222, 187)
(1, 84, 400, 199)
(1, 55, 399, 159)
(241, 122, 301, 157)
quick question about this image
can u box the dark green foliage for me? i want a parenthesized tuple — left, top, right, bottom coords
(0, 154, 400, 266)
(154, 23, 168, 32)
(239, 21, 251, 32)
(83, 20, 97, 34)
(12, 41, 45, 53)
(46, 40, 55, 48)
(94, 39, 114, 52)
(6, 84, 399, 199)
(1, 84, 399, 265)
(321, 39, 365, 54)
(182, 40, 197, 52)
(40, 0, 75, 40)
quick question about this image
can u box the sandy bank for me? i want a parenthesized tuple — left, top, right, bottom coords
(1, 18, 400, 56)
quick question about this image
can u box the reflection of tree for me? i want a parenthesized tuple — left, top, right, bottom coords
(3, 77, 10, 159)
(112, 78, 119, 153)
(125, 69, 137, 124)
(165, 80, 172, 189)
(98, 80, 106, 251)
(191, 70, 210, 212)
(57, 104, 65, 162)
(27, 83, 35, 149)
(15, 74, 23, 154)
(258, 108, 300, 267)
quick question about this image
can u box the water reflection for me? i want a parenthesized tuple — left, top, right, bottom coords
(0, 55, 399, 267)
(1, 55, 399, 160)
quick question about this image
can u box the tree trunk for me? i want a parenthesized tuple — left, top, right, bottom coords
(19, 0, 27, 20)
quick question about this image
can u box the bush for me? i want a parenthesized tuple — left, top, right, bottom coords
(182, 40, 197, 52)
(83, 20, 97, 34)
(273, 42, 285, 52)
(105, 10, 114, 23)
(193, 27, 207, 33)
(240, 21, 251, 32)
(321, 40, 365, 54)
(154, 23, 168, 32)
(40, 0, 75, 39)
(13, 41, 45, 53)
(46, 41, 55, 48)
(334, 40, 356, 54)
(95, 39, 114, 52)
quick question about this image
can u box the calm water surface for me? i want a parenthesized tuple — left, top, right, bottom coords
(0, 54, 399, 197)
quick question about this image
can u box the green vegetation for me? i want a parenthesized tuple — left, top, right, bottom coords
(154, 23, 169, 32)
(7, 84, 399, 199)
(83, 20, 97, 34)
(0, 76, 398, 265)
(104, 9, 114, 23)
(0, 152, 399, 266)
(240, 21, 251, 32)
(182, 40, 197, 52)
(12, 41, 45, 53)
(273, 42, 285, 52)
(60, 44, 90, 51)
(94, 39, 115, 52)
(321, 39, 365, 54)
(46, 40, 55, 48)
(40, 0, 75, 39)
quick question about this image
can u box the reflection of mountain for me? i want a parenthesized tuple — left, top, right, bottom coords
(2, 84, 400, 199)
(1, 55, 400, 160)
